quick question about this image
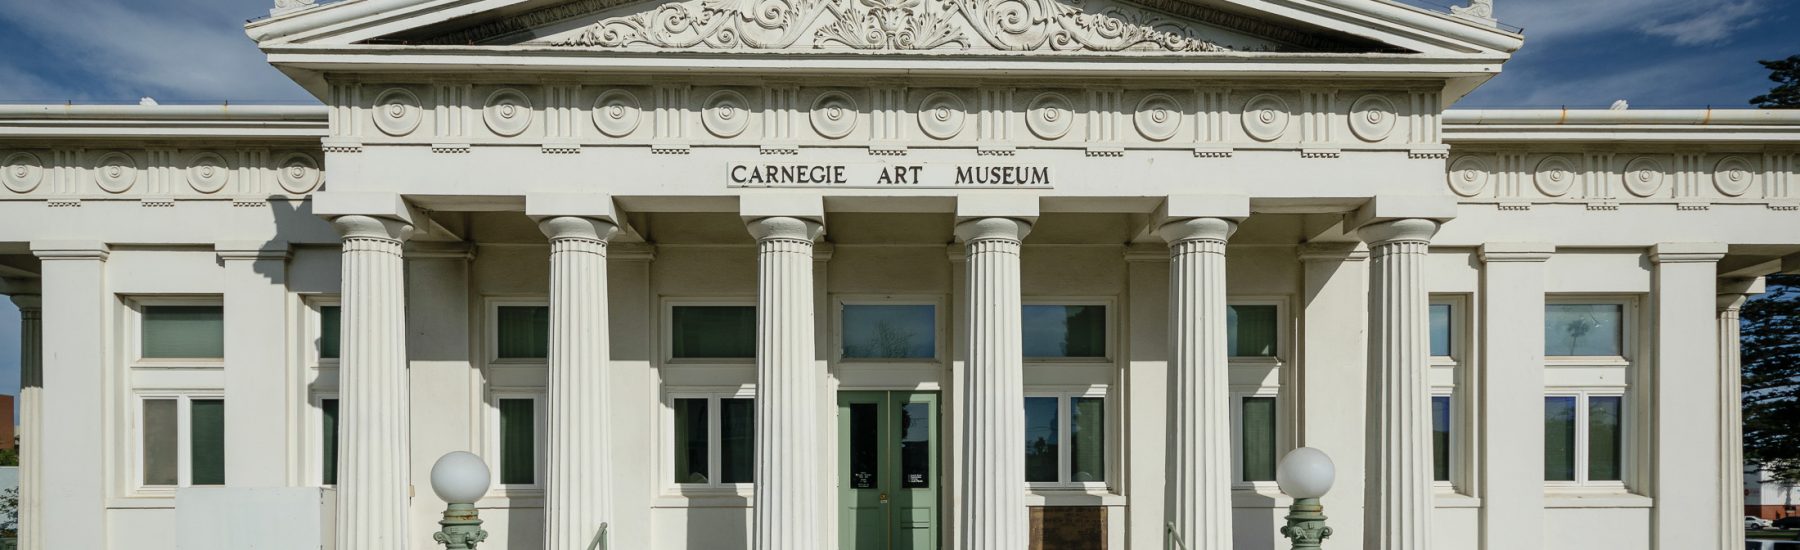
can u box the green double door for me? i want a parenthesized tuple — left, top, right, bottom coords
(838, 391, 940, 550)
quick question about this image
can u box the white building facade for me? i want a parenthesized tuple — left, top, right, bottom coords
(0, 0, 1796, 549)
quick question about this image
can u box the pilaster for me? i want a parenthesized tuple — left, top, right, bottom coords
(2, 280, 42, 550)
(1158, 217, 1238, 550)
(1296, 242, 1368, 546)
(743, 205, 826, 550)
(1648, 242, 1727, 550)
(1477, 242, 1554, 550)
(1357, 219, 1439, 550)
(1717, 277, 1763, 550)
(215, 242, 294, 487)
(954, 215, 1033, 550)
(329, 213, 415, 550)
(29, 241, 109, 550)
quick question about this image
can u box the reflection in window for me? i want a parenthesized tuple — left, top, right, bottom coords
(720, 399, 755, 484)
(320, 306, 341, 360)
(1544, 396, 1577, 481)
(1432, 396, 1451, 482)
(674, 398, 709, 483)
(499, 398, 536, 485)
(1022, 305, 1106, 358)
(497, 306, 550, 359)
(142, 397, 225, 487)
(1429, 303, 1453, 357)
(848, 403, 878, 489)
(1070, 398, 1104, 483)
(1024, 397, 1059, 482)
(143, 399, 180, 486)
(900, 403, 931, 488)
(142, 305, 225, 359)
(672, 306, 756, 359)
(1588, 396, 1623, 481)
(321, 398, 339, 485)
(842, 305, 935, 359)
(1228, 305, 1278, 357)
(1241, 397, 1277, 481)
(1545, 304, 1623, 356)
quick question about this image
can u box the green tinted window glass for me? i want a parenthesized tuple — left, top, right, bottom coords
(320, 306, 341, 360)
(673, 399, 709, 484)
(143, 399, 179, 486)
(1588, 396, 1623, 481)
(672, 306, 756, 359)
(842, 305, 935, 359)
(1545, 397, 1578, 481)
(1545, 304, 1623, 356)
(499, 399, 536, 485)
(1022, 305, 1107, 358)
(1024, 397, 1059, 482)
(321, 398, 339, 485)
(1228, 305, 1278, 357)
(1432, 396, 1451, 482)
(1429, 304, 1453, 357)
(190, 399, 226, 486)
(1241, 397, 1278, 481)
(142, 305, 224, 359)
(1071, 397, 1105, 483)
(720, 398, 755, 484)
(497, 306, 551, 359)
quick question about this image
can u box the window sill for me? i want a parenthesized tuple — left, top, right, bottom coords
(1025, 489, 1126, 507)
(1544, 491, 1653, 509)
(1231, 486, 1293, 508)
(1434, 492, 1482, 509)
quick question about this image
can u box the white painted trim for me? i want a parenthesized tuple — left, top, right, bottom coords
(661, 388, 759, 497)
(1023, 386, 1111, 492)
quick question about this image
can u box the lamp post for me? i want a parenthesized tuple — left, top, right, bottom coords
(430, 451, 493, 550)
(1276, 447, 1335, 550)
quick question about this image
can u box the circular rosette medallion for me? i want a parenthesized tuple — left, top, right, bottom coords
(916, 92, 967, 140)
(1348, 95, 1398, 142)
(1713, 156, 1755, 197)
(483, 88, 533, 137)
(277, 153, 323, 194)
(1621, 157, 1666, 197)
(1446, 156, 1490, 197)
(810, 91, 858, 140)
(1026, 93, 1074, 140)
(702, 90, 751, 138)
(1532, 156, 1577, 197)
(94, 151, 138, 193)
(2, 152, 44, 193)
(187, 152, 231, 194)
(1133, 93, 1182, 142)
(592, 89, 642, 138)
(372, 88, 423, 137)
(1241, 94, 1290, 142)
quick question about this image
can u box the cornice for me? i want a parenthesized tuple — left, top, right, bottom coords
(31, 240, 111, 260)
(1649, 242, 1728, 264)
(216, 241, 294, 261)
(1477, 242, 1553, 263)
(0, 105, 327, 140)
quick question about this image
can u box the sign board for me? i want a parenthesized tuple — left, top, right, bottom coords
(728, 162, 1053, 188)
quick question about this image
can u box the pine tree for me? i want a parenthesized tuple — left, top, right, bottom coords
(1743, 274, 1800, 484)
(1751, 55, 1800, 109)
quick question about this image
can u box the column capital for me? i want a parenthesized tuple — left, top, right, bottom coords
(954, 217, 1032, 243)
(1356, 218, 1440, 247)
(215, 241, 292, 262)
(1718, 277, 1766, 312)
(1347, 195, 1456, 232)
(331, 214, 415, 242)
(313, 191, 418, 227)
(1650, 242, 1728, 264)
(1156, 217, 1237, 244)
(526, 193, 618, 225)
(9, 293, 40, 312)
(537, 216, 620, 243)
(0, 278, 40, 298)
(1478, 242, 1555, 263)
(30, 240, 109, 261)
(746, 216, 824, 243)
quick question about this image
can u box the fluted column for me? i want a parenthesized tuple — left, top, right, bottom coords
(5, 284, 42, 550)
(956, 217, 1032, 550)
(1358, 218, 1439, 550)
(747, 216, 825, 550)
(1159, 218, 1237, 550)
(331, 214, 414, 550)
(539, 216, 619, 550)
(1718, 276, 1761, 550)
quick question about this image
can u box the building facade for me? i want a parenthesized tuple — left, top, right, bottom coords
(0, 0, 1797, 549)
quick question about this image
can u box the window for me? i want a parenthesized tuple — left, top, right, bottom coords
(496, 306, 550, 359)
(1024, 392, 1106, 487)
(487, 394, 545, 489)
(319, 306, 341, 360)
(1432, 395, 1452, 482)
(1428, 296, 1468, 492)
(319, 398, 339, 485)
(1429, 303, 1453, 357)
(670, 394, 755, 486)
(671, 306, 756, 359)
(1227, 305, 1277, 357)
(140, 395, 225, 487)
(142, 305, 224, 359)
(1544, 393, 1625, 484)
(1545, 304, 1624, 357)
(1235, 395, 1278, 482)
(841, 304, 935, 359)
(1022, 305, 1106, 358)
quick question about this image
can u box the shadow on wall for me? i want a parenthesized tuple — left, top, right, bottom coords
(687, 506, 750, 549)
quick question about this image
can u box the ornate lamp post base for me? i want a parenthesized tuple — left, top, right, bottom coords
(434, 502, 489, 550)
(1279, 498, 1333, 550)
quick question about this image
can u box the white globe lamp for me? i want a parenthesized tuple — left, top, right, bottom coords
(429, 451, 491, 549)
(1276, 447, 1335, 549)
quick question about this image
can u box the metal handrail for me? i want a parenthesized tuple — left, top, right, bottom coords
(587, 523, 609, 550)
(1165, 522, 1189, 550)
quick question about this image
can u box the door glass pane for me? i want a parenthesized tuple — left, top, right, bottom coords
(190, 399, 226, 485)
(1588, 396, 1623, 481)
(842, 305, 936, 359)
(1432, 396, 1451, 482)
(848, 403, 878, 489)
(497, 306, 550, 359)
(319, 306, 340, 360)
(674, 398, 709, 483)
(499, 398, 536, 485)
(1429, 303, 1453, 357)
(672, 306, 756, 359)
(1228, 305, 1278, 357)
(1070, 397, 1104, 483)
(1545, 304, 1623, 356)
(720, 398, 755, 483)
(1241, 397, 1277, 481)
(1024, 397, 1059, 482)
(321, 398, 339, 485)
(1022, 305, 1107, 358)
(142, 305, 225, 359)
(1544, 396, 1578, 481)
(143, 399, 179, 486)
(899, 402, 931, 489)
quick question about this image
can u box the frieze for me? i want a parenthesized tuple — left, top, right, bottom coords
(0, 147, 324, 199)
(727, 161, 1052, 187)
(1446, 149, 1800, 209)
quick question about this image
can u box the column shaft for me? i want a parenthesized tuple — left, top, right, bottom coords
(748, 216, 823, 550)
(1477, 244, 1552, 550)
(956, 217, 1031, 550)
(10, 293, 42, 550)
(1159, 218, 1236, 550)
(1360, 219, 1438, 550)
(1649, 243, 1726, 549)
(540, 217, 618, 550)
(1719, 292, 1749, 550)
(333, 215, 413, 550)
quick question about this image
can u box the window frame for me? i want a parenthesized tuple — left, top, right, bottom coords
(1226, 298, 1288, 363)
(307, 393, 339, 487)
(1019, 299, 1115, 363)
(1022, 386, 1110, 491)
(128, 296, 227, 369)
(662, 387, 758, 493)
(1428, 294, 1473, 495)
(1431, 391, 1455, 487)
(487, 298, 551, 366)
(1543, 299, 1634, 364)
(1543, 390, 1630, 489)
(485, 389, 548, 494)
(1542, 295, 1638, 493)
(1226, 296, 1290, 493)
(131, 391, 225, 494)
(833, 295, 946, 364)
(662, 299, 759, 366)
(1229, 388, 1282, 488)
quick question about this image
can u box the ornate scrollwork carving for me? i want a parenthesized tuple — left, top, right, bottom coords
(94, 152, 138, 193)
(1025, 92, 1073, 140)
(593, 89, 643, 137)
(187, 152, 231, 194)
(703, 89, 753, 138)
(1622, 156, 1665, 198)
(1348, 94, 1396, 142)
(916, 91, 967, 139)
(373, 88, 423, 137)
(484, 88, 534, 137)
(817, 0, 968, 49)
(278, 153, 323, 194)
(1714, 156, 1755, 197)
(811, 91, 859, 138)
(1533, 156, 1576, 197)
(2, 152, 43, 193)
(1447, 156, 1489, 197)
(1240, 94, 1288, 142)
(1133, 93, 1181, 141)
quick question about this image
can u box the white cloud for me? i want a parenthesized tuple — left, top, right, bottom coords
(1494, 0, 1770, 45)
(1637, 0, 1767, 45)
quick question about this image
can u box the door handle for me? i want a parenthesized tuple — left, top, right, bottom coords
(879, 493, 889, 503)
